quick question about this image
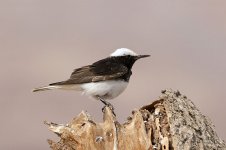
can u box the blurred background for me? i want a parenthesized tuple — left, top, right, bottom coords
(0, 0, 226, 149)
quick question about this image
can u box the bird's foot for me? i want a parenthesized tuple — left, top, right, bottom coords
(99, 98, 116, 116)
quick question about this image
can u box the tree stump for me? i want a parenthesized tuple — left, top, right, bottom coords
(45, 89, 226, 150)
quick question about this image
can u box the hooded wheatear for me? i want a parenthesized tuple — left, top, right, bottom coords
(33, 48, 150, 109)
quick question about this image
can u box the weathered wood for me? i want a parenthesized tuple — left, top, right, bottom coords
(46, 89, 226, 150)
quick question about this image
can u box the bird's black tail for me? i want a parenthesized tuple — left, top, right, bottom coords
(32, 85, 58, 92)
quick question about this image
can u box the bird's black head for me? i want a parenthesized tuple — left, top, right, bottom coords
(110, 48, 150, 69)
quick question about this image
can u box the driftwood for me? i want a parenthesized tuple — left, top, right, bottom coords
(45, 89, 226, 150)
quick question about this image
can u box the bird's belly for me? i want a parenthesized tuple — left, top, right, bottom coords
(81, 80, 128, 100)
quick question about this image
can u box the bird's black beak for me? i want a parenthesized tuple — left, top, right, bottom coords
(135, 55, 150, 60)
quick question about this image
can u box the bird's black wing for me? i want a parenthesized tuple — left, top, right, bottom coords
(49, 58, 128, 85)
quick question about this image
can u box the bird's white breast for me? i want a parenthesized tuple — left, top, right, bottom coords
(81, 80, 128, 100)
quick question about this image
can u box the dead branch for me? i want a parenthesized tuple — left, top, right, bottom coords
(45, 89, 226, 150)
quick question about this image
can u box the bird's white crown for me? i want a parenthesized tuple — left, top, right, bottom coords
(110, 48, 138, 57)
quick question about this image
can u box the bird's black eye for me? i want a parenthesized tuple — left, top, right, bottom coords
(126, 55, 131, 58)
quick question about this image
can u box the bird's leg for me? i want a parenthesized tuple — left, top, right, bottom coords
(98, 97, 116, 116)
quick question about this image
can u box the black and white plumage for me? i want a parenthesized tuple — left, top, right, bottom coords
(33, 48, 150, 102)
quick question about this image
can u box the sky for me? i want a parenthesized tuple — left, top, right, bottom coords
(0, 0, 226, 149)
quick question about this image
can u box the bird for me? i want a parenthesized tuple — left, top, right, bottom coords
(33, 48, 150, 110)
